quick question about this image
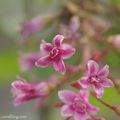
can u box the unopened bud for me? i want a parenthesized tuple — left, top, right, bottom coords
(70, 81, 82, 89)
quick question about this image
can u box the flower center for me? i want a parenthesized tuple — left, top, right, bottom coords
(72, 97, 86, 113)
(90, 75, 100, 84)
(50, 47, 61, 59)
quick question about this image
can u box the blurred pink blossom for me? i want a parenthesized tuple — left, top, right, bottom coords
(58, 90, 99, 120)
(60, 16, 80, 42)
(20, 16, 45, 39)
(35, 34, 75, 75)
(11, 79, 49, 106)
(19, 52, 41, 71)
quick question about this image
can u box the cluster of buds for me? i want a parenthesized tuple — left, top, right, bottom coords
(11, 0, 120, 120)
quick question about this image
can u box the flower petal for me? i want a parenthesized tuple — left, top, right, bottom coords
(19, 52, 41, 71)
(79, 90, 89, 102)
(40, 40, 53, 53)
(14, 94, 26, 106)
(94, 85, 104, 98)
(98, 65, 109, 78)
(53, 34, 64, 47)
(100, 79, 114, 88)
(79, 77, 90, 89)
(35, 56, 52, 68)
(62, 44, 76, 59)
(11, 80, 30, 93)
(87, 60, 99, 76)
(53, 59, 66, 75)
(58, 90, 76, 104)
(74, 112, 86, 120)
(14, 94, 39, 106)
(87, 104, 99, 116)
(60, 105, 74, 117)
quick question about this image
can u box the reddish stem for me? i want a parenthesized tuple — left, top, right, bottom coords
(91, 92, 115, 110)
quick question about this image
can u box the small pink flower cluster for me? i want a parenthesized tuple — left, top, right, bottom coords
(11, 34, 75, 106)
(11, 1, 120, 119)
(57, 60, 114, 120)
(11, 34, 114, 120)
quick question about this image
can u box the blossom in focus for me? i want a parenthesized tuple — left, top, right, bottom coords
(19, 52, 41, 71)
(35, 34, 76, 75)
(20, 16, 46, 39)
(11, 78, 49, 106)
(79, 60, 114, 98)
(58, 90, 99, 120)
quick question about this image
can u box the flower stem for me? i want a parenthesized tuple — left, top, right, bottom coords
(91, 92, 120, 117)
(91, 92, 114, 110)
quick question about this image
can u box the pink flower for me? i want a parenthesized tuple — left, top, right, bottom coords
(19, 52, 41, 71)
(58, 90, 99, 120)
(79, 60, 114, 98)
(35, 34, 75, 75)
(11, 78, 49, 106)
(20, 16, 45, 39)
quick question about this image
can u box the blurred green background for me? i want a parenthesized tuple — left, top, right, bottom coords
(0, 0, 120, 120)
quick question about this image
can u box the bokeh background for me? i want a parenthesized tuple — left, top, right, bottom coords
(0, 0, 120, 120)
